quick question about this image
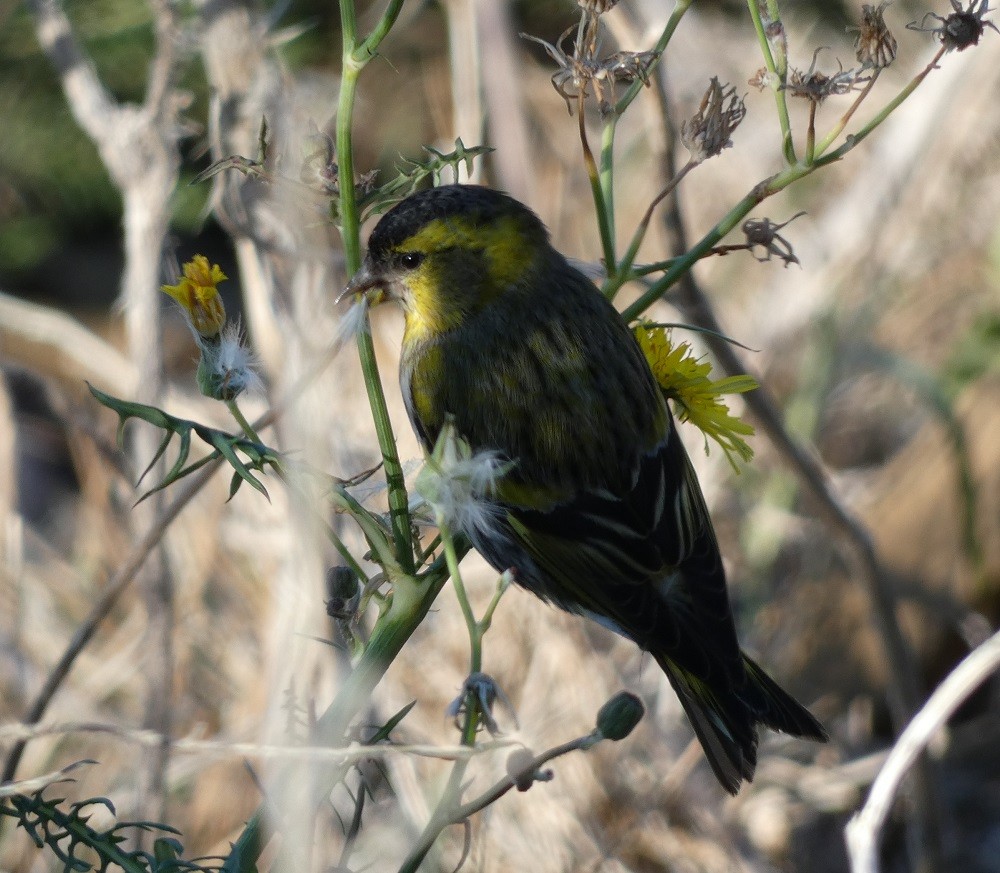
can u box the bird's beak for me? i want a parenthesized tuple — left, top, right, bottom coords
(337, 260, 388, 307)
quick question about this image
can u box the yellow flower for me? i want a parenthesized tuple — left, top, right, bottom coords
(634, 324, 757, 471)
(162, 255, 228, 338)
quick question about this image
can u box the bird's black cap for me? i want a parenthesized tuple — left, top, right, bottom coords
(367, 184, 548, 258)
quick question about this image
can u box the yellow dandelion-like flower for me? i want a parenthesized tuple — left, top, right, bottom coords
(634, 324, 757, 471)
(162, 255, 228, 338)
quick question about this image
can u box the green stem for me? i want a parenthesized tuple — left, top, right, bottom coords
(805, 101, 816, 165)
(329, 485, 403, 575)
(226, 399, 260, 443)
(608, 159, 696, 299)
(337, 0, 415, 574)
(814, 70, 879, 157)
(355, 0, 405, 61)
(354, 332, 414, 572)
(580, 97, 617, 269)
(441, 520, 482, 673)
(415, 532, 442, 568)
(598, 0, 693, 286)
(621, 161, 815, 321)
(630, 257, 681, 277)
(747, 0, 795, 164)
(598, 119, 617, 266)
(817, 47, 946, 165)
(314, 561, 451, 746)
(610, 0, 693, 118)
(479, 572, 510, 633)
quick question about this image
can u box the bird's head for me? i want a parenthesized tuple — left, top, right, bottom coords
(342, 185, 551, 341)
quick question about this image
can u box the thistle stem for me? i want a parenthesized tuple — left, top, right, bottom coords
(336, 1, 415, 574)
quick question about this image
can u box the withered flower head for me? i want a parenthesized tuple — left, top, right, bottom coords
(681, 77, 746, 163)
(741, 212, 806, 267)
(578, 0, 620, 12)
(907, 0, 998, 52)
(522, 26, 658, 116)
(446, 672, 517, 736)
(785, 49, 866, 103)
(850, 3, 898, 68)
(748, 67, 777, 90)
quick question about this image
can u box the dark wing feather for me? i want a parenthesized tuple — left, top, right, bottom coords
(502, 416, 745, 691)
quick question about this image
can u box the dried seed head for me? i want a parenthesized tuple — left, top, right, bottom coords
(907, 0, 999, 52)
(785, 49, 866, 103)
(446, 672, 518, 736)
(681, 77, 746, 163)
(851, 3, 898, 68)
(741, 212, 806, 267)
(522, 26, 658, 116)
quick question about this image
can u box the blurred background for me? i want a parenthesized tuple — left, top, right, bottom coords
(1, 0, 999, 871)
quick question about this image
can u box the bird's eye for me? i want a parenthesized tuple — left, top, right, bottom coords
(399, 252, 424, 270)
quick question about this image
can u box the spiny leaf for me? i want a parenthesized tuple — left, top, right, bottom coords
(89, 384, 278, 502)
(369, 700, 417, 743)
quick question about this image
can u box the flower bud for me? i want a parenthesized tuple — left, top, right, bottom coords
(594, 691, 645, 741)
(162, 255, 227, 338)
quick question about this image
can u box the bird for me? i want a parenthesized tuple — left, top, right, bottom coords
(344, 184, 826, 793)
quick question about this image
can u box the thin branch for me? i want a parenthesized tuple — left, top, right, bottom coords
(846, 630, 1000, 873)
(24, 0, 119, 145)
(0, 721, 515, 764)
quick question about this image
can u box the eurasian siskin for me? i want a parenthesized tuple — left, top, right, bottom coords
(345, 184, 826, 793)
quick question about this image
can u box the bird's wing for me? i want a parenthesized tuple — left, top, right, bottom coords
(502, 422, 745, 689)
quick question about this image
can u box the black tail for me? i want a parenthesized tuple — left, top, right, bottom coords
(656, 652, 827, 794)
